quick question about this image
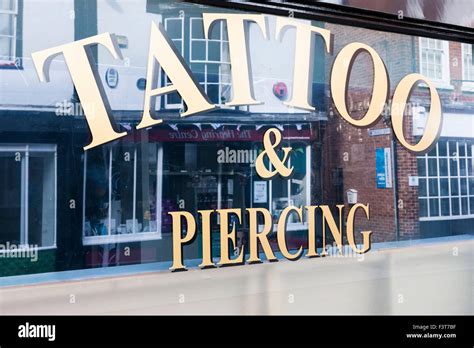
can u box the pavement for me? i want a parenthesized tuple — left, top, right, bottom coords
(0, 236, 472, 315)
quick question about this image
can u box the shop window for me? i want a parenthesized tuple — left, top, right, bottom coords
(0, 0, 19, 65)
(83, 142, 162, 245)
(160, 141, 310, 234)
(418, 139, 474, 220)
(0, 144, 56, 249)
(461, 43, 474, 91)
(419, 38, 450, 87)
(253, 143, 311, 230)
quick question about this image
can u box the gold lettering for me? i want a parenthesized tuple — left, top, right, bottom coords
(331, 42, 389, 127)
(391, 74, 442, 153)
(277, 206, 303, 260)
(137, 22, 216, 130)
(217, 209, 244, 266)
(32, 33, 127, 150)
(198, 210, 215, 268)
(246, 208, 277, 263)
(346, 203, 372, 254)
(169, 211, 197, 271)
(305, 205, 319, 257)
(320, 205, 344, 255)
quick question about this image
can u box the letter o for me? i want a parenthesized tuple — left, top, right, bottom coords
(330, 42, 389, 127)
(391, 73, 442, 154)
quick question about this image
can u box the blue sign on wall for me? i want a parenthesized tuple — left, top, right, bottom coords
(376, 148, 393, 189)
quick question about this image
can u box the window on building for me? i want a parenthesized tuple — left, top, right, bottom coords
(163, 16, 184, 109)
(419, 38, 450, 86)
(189, 17, 231, 105)
(83, 142, 163, 245)
(418, 139, 474, 220)
(462, 43, 474, 90)
(163, 15, 231, 109)
(0, 144, 56, 249)
(0, 0, 18, 64)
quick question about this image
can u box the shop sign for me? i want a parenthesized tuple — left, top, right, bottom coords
(376, 147, 393, 189)
(28, 12, 446, 272)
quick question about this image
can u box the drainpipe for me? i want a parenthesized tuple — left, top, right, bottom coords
(391, 134, 400, 242)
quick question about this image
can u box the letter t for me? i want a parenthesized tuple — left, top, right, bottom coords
(32, 33, 127, 150)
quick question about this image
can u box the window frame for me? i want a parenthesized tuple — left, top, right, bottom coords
(82, 143, 163, 246)
(418, 37, 451, 89)
(418, 139, 474, 221)
(0, 0, 22, 68)
(0, 143, 57, 252)
(461, 43, 474, 92)
(163, 16, 185, 110)
(189, 16, 231, 106)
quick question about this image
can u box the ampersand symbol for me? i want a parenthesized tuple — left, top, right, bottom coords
(255, 128, 293, 179)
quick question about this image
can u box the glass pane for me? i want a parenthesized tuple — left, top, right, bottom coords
(450, 178, 459, 196)
(417, 158, 426, 176)
(449, 158, 458, 176)
(209, 21, 221, 40)
(84, 148, 110, 237)
(428, 158, 437, 176)
(448, 141, 457, 156)
(470, 197, 474, 214)
(135, 143, 158, 233)
(460, 178, 467, 195)
(419, 199, 428, 218)
(438, 141, 447, 156)
(440, 198, 450, 216)
(428, 178, 438, 196)
(208, 41, 221, 62)
(290, 145, 307, 209)
(459, 158, 466, 176)
(191, 40, 206, 61)
(429, 198, 439, 217)
(110, 145, 135, 234)
(191, 18, 204, 39)
(418, 178, 427, 197)
(207, 63, 219, 83)
(0, 152, 22, 245)
(461, 197, 468, 215)
(0, 0, 15, 11)
(439, 158, 448, 176)
(166, 19, 182, 40)
(28, 152, 55, 247)
(207, 84, 219, 104)
(0, 36, 13, 61)
(190, 63, 206, 83)
(0, 13, 14, 36)
(451, 198, 460, 215)
(440, 178, 449, 196)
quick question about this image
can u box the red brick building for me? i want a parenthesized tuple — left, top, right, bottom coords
(322, 23, 474, 242)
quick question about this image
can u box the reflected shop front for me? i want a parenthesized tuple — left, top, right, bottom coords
(0, 0, 473, 277)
